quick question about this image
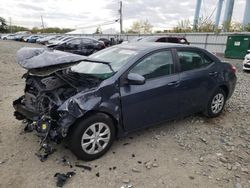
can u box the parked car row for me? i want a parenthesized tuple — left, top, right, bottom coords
(1, 33, 193, 57)
(1, 34, 110, 56)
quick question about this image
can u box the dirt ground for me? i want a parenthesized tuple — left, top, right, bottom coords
(0, 40, 249, 188)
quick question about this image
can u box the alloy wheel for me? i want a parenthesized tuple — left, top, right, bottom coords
(81, 122, 111, 154)
(211, 93, 224, 114)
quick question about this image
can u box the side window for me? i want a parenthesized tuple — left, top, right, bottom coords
(66, 39, 82, 49)
(167, 37, 179, 43)
(130, 51, 174, 80)
(177, 51, 213, 71)
(67, 39, 81, 46)
(156, 38, 166, 42)
(82, 38, 93, 44)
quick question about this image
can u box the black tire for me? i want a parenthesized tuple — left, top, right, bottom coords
(69, 113, 115, 161)
(204, 88, 226, 118)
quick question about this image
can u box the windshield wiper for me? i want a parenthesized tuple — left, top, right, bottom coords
(83, 58, 115, 73)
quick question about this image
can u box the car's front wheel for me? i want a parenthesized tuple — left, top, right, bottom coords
(69, 113, 115, 161)
(205, 88, 226, 118)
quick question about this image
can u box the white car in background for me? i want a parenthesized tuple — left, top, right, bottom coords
(1, 34, 16, 40)
(243, 50, 250, 71)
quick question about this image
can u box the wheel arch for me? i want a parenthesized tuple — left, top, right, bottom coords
(68, 110, 120, 138)
(219, 84, 229, 99)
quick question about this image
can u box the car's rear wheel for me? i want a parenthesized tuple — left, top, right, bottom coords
(69, 113, 115, 161)
(205, 88, 226, 118)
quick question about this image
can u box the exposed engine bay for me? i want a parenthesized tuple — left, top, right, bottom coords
(13, 47, 104, 159)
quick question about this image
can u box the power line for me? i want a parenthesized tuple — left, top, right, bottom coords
(208, 6, 217, 20)
(76, 19, 119, 30)
(202, 0, 207, 17)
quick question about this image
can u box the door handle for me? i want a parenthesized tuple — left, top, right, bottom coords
(209, 71, 218, 76)
(167, 81, 180, 87)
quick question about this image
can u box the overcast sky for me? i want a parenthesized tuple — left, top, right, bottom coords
(0, 0, 247, 32)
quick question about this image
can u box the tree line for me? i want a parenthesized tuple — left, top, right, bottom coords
(1, 16, 250, 34)
(126, 18, 250, 34)
(0, 17, 73, 34)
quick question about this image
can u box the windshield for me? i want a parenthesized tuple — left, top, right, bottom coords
(129, 37, 143, 42)
(71, 47, 138, 79)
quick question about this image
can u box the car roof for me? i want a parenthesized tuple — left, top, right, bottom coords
(66, 37, 99, 42)
(117, 42, 189, 52)
(143, 36, 186, 39)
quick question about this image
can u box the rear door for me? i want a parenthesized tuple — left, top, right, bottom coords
(64, 39, 82, 54)
(176, 48, 218, 115)
(81, 38, 96, 55)
(120, 49, 180, 131)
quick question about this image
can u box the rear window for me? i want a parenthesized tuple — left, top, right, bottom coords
(177, 51, 214, 71)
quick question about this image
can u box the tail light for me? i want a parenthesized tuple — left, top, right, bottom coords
(230, 65, 236, 74)
(99, 41, 105, 48)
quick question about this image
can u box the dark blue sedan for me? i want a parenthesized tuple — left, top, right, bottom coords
(14, 43, 236, 160)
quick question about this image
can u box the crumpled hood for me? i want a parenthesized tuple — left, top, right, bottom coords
(16, 47, 87, 70)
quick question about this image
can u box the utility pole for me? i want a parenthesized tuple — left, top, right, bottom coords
(41, 15, 45, 30)
(119, 1, 123, 34)
(9, 17, 12, 33)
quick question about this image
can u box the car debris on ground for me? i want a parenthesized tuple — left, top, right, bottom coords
(35, 143, 56, 162)
(75, 163, 92, 171)
(54, 171, 76, 187)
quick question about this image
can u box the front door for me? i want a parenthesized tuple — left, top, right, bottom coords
(120, 50, 180, 132)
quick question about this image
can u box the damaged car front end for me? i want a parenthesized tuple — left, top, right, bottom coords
(13, 47, 116, 158)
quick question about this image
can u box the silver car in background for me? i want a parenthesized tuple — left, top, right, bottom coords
(243, 50, 250, 71)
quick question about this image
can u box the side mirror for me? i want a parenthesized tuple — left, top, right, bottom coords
(127, 73, 145, 85)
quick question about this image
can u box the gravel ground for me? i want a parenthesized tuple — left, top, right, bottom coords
(0, 40, 249, 188)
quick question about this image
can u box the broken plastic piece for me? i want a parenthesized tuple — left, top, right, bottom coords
(54, 171, 75, 187)
(35, 143, 56, 162)
(75, 163, 92, 171)
(57, 156, 72, 168)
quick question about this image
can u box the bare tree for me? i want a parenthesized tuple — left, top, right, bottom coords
(127, 19, 153, 34)
(172, 19, 192, 33)
(0, 17, 8, 32)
